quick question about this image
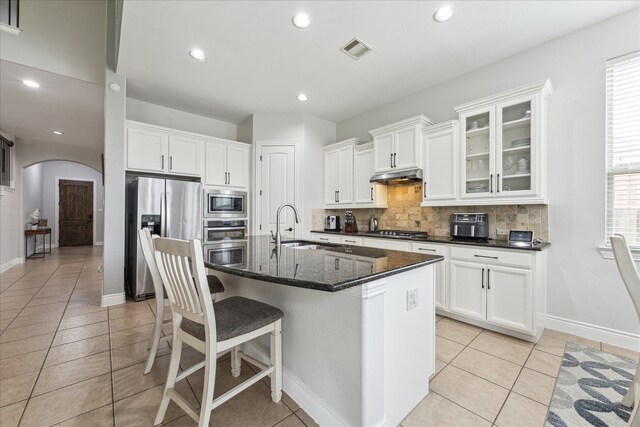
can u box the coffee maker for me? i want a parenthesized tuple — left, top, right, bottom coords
(324, 215, 340, 231)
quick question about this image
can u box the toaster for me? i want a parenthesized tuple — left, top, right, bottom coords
(450, 213, 489, 239)
(325, 215, 340, 231)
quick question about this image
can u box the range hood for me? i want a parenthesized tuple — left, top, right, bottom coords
(370, 168, 423, 184)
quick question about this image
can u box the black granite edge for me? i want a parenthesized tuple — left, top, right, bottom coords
(204, 256, 443, 293)
(310, 230, 551, 251)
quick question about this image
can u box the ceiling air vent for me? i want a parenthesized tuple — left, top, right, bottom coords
(340, 38, 372, 60)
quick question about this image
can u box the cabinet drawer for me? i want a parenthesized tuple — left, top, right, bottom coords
(363, 238, 410, 252)
(450, 246, 532, 269)
(341, 236, 363, 246)
(312, 233, 342, 244)
(411, 242, 445, 256)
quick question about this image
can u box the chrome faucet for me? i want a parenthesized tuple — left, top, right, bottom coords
(270, 203, 301, 246)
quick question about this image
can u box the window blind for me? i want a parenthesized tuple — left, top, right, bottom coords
(606, 51, 640, 247)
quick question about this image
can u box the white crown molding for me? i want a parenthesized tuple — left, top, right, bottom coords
(453, 79, 553, 113)
(369, 114, 436, 136)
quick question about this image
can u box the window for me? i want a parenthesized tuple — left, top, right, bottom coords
(606, 51, 640, 247)
(0, 134, 13, 187)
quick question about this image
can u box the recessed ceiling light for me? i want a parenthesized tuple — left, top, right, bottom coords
(52, 130, 64, 135)
(22, 80, 40, 88)
(292, 13, 311, 29)
(296, 94, 308, 102)
(433, 6, 454, 22)
(189, 49, 206, 61)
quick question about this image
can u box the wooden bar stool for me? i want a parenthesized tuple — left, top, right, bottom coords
(610, 234, 640, 427)
(152, 237, 283, 427)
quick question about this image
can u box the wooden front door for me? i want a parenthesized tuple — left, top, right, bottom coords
(59, 180, 93, 246)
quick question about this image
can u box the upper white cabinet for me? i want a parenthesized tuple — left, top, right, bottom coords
(369, 115, 435, 173)
(422, 121, 459, 204)
(126, 122, 202, 176)
(324, 140, 354, 205)
(453, 80, 552, 205)
(205, 139, 250, 190)
(353, 143, 388, 208)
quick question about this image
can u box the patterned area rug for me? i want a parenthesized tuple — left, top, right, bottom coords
(546, 342, 636, 427)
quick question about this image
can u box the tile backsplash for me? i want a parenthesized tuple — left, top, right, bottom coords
(312, 182, 549, 241)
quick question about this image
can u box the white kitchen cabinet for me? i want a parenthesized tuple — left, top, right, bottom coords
(341, 235, 363, 246)
(312, 232, 342, 244)
(324, 254, 354, 276)
(369, 115, 435, 173)
(354, 143, 387, 207)
(363, 237, 410, 252)
(412, 242, 448, 312)
(453, 79, 552, 205)
(204, 139, 250, 190)
(449, 246, 537, 336)
(324, 140, 355, 205)
(422, 121, 459, 204)
(126, 122, 203, 176)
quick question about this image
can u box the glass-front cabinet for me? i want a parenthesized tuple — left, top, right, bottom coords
(454, 80, 552, 204)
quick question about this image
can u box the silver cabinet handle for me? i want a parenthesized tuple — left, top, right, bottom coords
(423, 182, 427, 198)
(393, 153, 397, 168)
(487, 268, 491, 289)
(337, 190, 340, 202)
(481, 268, 485, 289)
(161, 155, 164, 169)
(344, 239, 357, 243)
(370, 187, 373, 201)
(390, 154, 393, 168)
(334, 190, 338, 203)
(418, 248, 436, 252)
(228, 172, 230, 184)
(490, 174, 493, 193)
(497, 174, 500, 193)
(319, 238, 329, 241)
(169, 156, 173, 171)
(474, 254, 498, 259)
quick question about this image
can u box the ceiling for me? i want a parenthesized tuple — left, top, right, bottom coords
(117, 1, 639, 125)
(0, 60, 104, 149)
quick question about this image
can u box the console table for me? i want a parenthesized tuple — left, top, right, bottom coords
(24, 227, 52, 259)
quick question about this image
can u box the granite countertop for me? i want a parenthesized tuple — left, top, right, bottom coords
(311, 230, 551, 251)
(203, 235, 442, 292)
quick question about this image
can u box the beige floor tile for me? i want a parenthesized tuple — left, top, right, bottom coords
(282, 392, 301, 413)
(111, 338, 171, 371)
(0, 349, 47, 380)
(402, 392, 492, 427)
(58, 310, 109, 331)
(436, 318, 482, 346)
(494, 392, 548, 427)
(63, 303, 106, 319)
(112, 354, 172, 401)
(44, 334, 110, 367)
(0, 320, 58, 343)
(436, 336, 465, 363)
(450, 347, 521, 389)
(6, 311, 63, 329)
(0, 371, 39, 407)
(55, 404, 114, 427)
(0, 332, 54, 359)
(110, 323, 155, 349)
(469, 331, 532, 365)
(21, 374, 112, 426)
(114, 381, 198, 427)
(26, 294, 71, 308)
(33, 351, 111, 396)
(512, 368, 556, 405)
(295, 409, 319, 427)
(52, 321, 109, 346)
(535, 329, 601, 357)
(273, 414, 307, 427)
(0, 309, 21, 320)
(109, 302, 152, 320)
(0, 399, 27, 427)
(602, 342, 640, 361)
(481, 329, 535, 348)
(19, 302, 67, 319)
(109, 312, 156, 333)
(525, 349, 562, 377)
(431, 359, 447, 379)
(429, 365, 509, 422)
(0, 300, 29, 312)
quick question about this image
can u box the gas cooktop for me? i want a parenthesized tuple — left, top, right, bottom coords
(365, 230, 429, 240)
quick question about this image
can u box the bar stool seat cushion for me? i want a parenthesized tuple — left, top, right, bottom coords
(206, 275, 225, 294)
(181, 296, 284, 342)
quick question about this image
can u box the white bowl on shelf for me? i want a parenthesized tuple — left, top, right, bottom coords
(511, 138, 531, 148)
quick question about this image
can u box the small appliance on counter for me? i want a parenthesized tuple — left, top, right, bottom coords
(450, 213, 489, 240)
(344, 211, 358, 233)
(325, 215, 340, 231)
(365, 229, 428, 240)
(368, 217, 378, 232)
(508, 230, 536, 247)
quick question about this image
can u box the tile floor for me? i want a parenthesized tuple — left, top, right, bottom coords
(0, 246, 637, 427)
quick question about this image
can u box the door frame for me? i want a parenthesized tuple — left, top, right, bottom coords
(55, 176, 97, 247)
(252, 140, 301, 238)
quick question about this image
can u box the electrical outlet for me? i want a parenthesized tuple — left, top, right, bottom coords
(407, 288, 418, 311)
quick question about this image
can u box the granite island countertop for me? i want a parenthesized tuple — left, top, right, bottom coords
(311, 230, 551, 251)
(203, 235, 442, 292)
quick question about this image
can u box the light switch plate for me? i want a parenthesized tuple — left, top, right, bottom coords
(407, 288, 418, 311)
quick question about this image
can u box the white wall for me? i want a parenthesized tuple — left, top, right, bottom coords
(126, 98, 237, 140)
(337, 10, 640, 339)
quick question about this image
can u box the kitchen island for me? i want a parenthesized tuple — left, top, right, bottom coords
(204, 236, 442, 427)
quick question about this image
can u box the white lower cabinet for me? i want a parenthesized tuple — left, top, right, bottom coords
(411, 243, 448, 312)
(312, 233, 342, 244)
(341, 236, 363, 246)
(449, 246, 537, 335)
(363, 237, 410, 251)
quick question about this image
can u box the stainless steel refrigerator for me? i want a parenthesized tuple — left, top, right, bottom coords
(125, 175, 202, 300)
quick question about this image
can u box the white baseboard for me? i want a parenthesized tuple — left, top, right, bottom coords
(243, 341, 354, 427)
(95, 241, 104, 246)
(544, 314, 640, 351)
(101, 292, 126, 307)
(0, 257, 24, 273)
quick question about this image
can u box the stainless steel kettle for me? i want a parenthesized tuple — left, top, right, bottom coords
(368, 217, 378, 231)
